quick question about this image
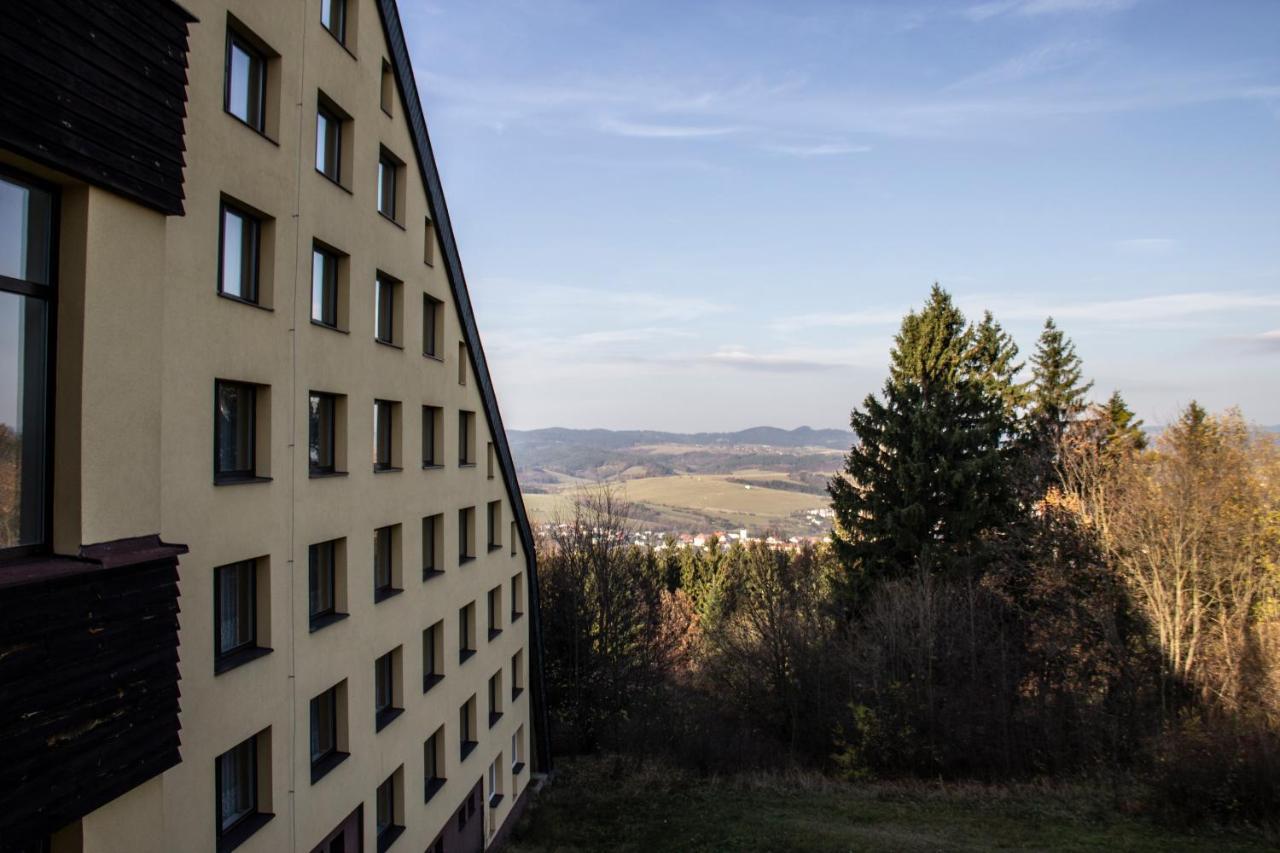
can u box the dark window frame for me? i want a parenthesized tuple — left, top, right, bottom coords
(0, 165, 58, 561)
(423, 620, 444, 690)
(422, 294, 441, 358)
(310, 685, 347, 783)
(376, 772, 404, 852)
(215, 734, 271, 852)
(308, 391, 339, 476)
(373, 523, 400, 600)
(214, 559, 269, 673)
(308, 539, 345, 631)
(377, 148, 400, 221)
(424, 729, 445, 801)
(321, 0, 347, 44)
(223, 29, 267, 133)
(310, 242, 341, 329)
(217, 199, 262, 305)
(374, 272, 400, 346)
(316, 103, 343, 184)
(213, 379, 260, 483)
(373, 399, 399, 471)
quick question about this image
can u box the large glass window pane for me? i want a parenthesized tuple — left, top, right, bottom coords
(215, 381, 255, 479)
(0, 293, 48, 549)
(227, 37, 265, 130)
(374, 526, 392, 590)
(311, 248, 337, 326)
(309, 393, 335, 473)
(0, 177, 52, 284)
(375, 276, 395, 343)
(378, 156, 396, 218)
(375, 654, 392, 712)
(217, 560, 256, 656)
(218, 738, 256, 831)
(374, 401, 393, 469)
(311, 689, 336, 762)
(309, 541, 335, 618)
(316, 108, 340, 181)
(376, 777, 393, 833)
(321, 0, 346, 42)
(219, 205, 258, 302)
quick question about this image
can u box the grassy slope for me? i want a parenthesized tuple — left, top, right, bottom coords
(507, 757, 1273, 853)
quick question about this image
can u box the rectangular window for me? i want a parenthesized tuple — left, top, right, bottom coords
(216, 735, 258, 835)
(488, 757, 503, 806)
(421, 405, 442, 467)
(487, 442, 495, 479)
(457, 341, 467, 385)
(321, 0, 346, 43)
(458, 410, 474, 465)
(423, 620, 443, 689)
(373, 399, 399, 471)
(308, 539, 344, 629)
(511, 573, 524, 620)
(376, 770, 403, 850)
(487, 501, 502, 551)
(214, 380, 257, 482)
(375, 272, 401, 345)
(316, 104, 342, 183)
(374, 648, 402, 731)
(422, 294, 442, 357)
(311, 244, 340, 327)
(512, 649, 524, 699)
(375, 652, 392, 714)
(214, 559, 257, 663)
(422, 513, 443, 577)
(512, 726, 525, 772)
(458, 602, 475, 662)
(458, 507, 475, 562)
(511, 521, 517, 556)
(377, 150, 399, 220)
(308, 392, 337, 475)
(310, 684, 345, 781)
(373, 524, 400, 599)
(488, 670, 503, 726)
(424, 728, 445, 800)
(459, 695, 477, 759)
(0, 172, 53, 554)
(225, 31, 266, 131)
(380, 60, 394, 115)
(424, 217, 436, 266)
(218, 201, 260, 303)
(487, 586, 501, 639)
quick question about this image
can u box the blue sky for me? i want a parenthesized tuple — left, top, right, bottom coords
(401, 0, 1280, 432)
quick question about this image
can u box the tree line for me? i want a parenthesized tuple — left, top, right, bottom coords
(535, 285, 1279, 827)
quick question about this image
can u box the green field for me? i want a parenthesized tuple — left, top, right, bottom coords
(521, 472, 830, 536)
(507, 757, 1274, 853)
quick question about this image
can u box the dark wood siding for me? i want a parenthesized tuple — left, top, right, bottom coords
(0, 0, 195, 216)
(0, 536, 186, 848)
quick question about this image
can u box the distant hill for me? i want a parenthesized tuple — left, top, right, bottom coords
(509, 426, 854, 452)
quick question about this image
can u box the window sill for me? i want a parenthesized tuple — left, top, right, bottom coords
(422, 568, 445, 582)
(224, 109, 279, 146)
(310, 750, 350, 784)
(512, 762, 525, 776)
(217, 291, 272, 312)
(310, 319, 349, 334)
(423, 352, 443, 362)
(488, 628, 502, 641)
(375, 706, 404, 732)
(459, 648, 475, 665)
(316, 168, 353, 195)
(322, 25, 357, 59)
(374, 586, 403, 603)
(458, 462, 476, 469)
(460, 740, 478, 761)
(488, 711, 502, 728)
(424, 777, 446, 803)
(214, 474, 272, 487)
(488, 544, 502, 553)
(459, 555, 475, 566)
(309, 611, 349, 633)
(309, 469, 348, 479)
(373, 466, 403, 474)
(217, 812, 274, 853)
(378, 210, 406, 230)
(422, 463, 444, 471)
(375, 338, 404, 350)
(214, 645, 272, 675)
(511, 611, 524, 622)
(423, 673, 444, 694)
(488, 794, 504, 809)
(377, 824, 405, 853)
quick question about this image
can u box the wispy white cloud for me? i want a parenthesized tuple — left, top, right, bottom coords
(964, 0, 1139, 22)
(947, 40, 1102, 90)
(762, 141, 872, 157)
(598, 117, 744, 139)
(700, 346, 848, 373)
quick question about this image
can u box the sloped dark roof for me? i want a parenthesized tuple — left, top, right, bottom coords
(374, 0, 552, 774)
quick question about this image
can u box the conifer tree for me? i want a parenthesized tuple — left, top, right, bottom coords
(967, 311, 1028, 418)
(1030, 317, 1092, 440)
(1101, 390, 1147, 454)
(829, 285, 1017, 588)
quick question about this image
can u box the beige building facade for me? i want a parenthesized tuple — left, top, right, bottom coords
(0, 1, 547, 852)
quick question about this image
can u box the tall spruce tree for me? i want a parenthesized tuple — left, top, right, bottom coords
(829, 285, 1018, 588)
(967, 310, 1028, 420)
(1102, 390, 1147, 454)
(1030, 317, 1092, 440)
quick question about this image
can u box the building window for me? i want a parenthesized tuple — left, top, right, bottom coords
(422, 513, 443, 578)
(0, 171, 53, 554)
(214, 380, 261, 483)
(487, 442, 495, 479)
(225, 30, 266, 132)
(215, 559, 268, 673)
(458, 507, 475, 563)
(458, 601, 475, 663)
(512, 725, 525, 773)
(424, 217, 436, 265)
(511, 573, 524, 620)
(308, 392, 341, 476)
(459, 695, 477, 760)
(457, 341, 467, 385)
(458, 410, 474, 465)
(377, 148, 401, 221)
(218, 200, 261, 304)
(376, 769, 404, 852)
(380, 60, 394, 116)
(373, 399, 401, 471)
(511, 649, 524, 699)
(310, 242, 344, 330)
(488, 670, 503, 727)
(487, 756, 503, 807)
(375, 647, 403, 731)
(424, 727, 445, 801)
(373, 523, 401, 600)
(487, 501, 502, 551)
(316, 104, 342, 184)
(511, 521, 517, 556)
(321, 0, 347, 43)
(309, 539, 346, 631)
(310, 683, 347, 783)
(216, 733, 267, 845)
(423, 620, 444, 690)
(421, 405, 442, 467)
(422, 294, 442, 357)
(375, 272, 401, 346)
(487, 586, 502, 640)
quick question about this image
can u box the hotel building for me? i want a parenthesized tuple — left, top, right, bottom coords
(0, 1, 549, 851)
